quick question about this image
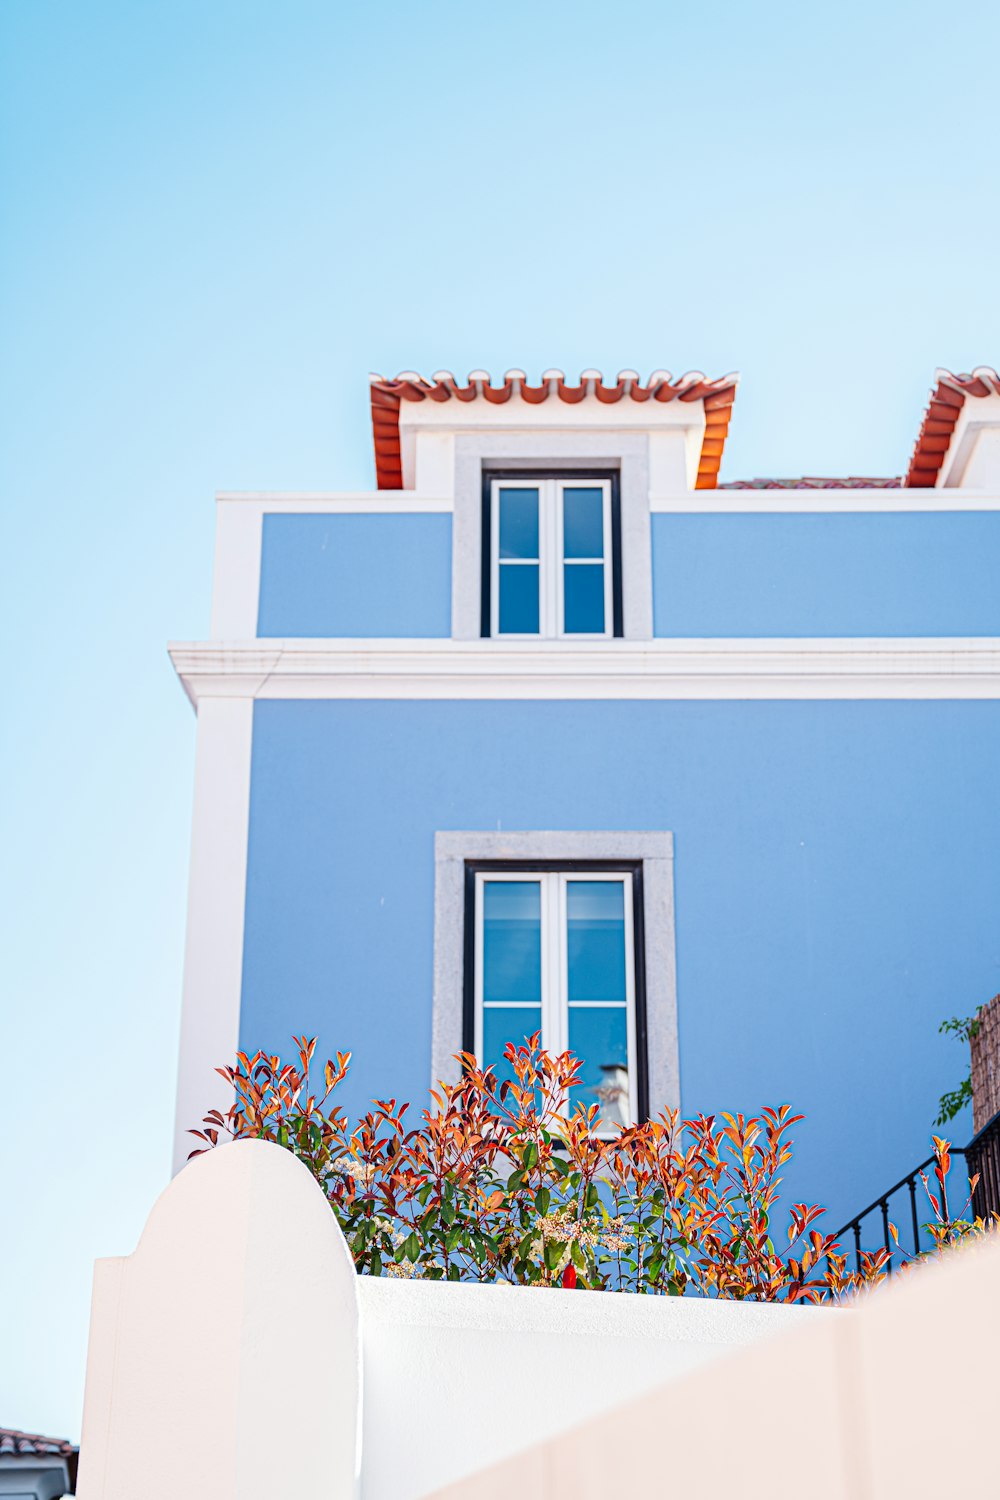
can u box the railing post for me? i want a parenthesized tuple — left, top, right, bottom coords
(908, 1176, 920, 1255)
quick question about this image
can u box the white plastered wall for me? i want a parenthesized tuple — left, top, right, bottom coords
(172, 695, 254, 1172)
(78, 1138, 815, 1500)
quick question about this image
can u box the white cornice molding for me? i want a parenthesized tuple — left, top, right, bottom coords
(212, 488, 1000, 515)
(168, 638, 1000, 706)
(215, 491, 453, 511)
(650, 489, 1000, 513)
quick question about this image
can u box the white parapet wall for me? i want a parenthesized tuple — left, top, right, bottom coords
(429, 1230, 1000, 1499)
(76, 1141, 827, 1500)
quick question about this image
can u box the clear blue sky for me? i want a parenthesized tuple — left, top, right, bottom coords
(2, 0, 998, 1440)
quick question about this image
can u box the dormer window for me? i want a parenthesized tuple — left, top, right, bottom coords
(482, 472, 622, 639)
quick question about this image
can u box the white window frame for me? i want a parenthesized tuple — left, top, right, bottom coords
(472, 868, 638, 1126)
(489, 478, 614, 640)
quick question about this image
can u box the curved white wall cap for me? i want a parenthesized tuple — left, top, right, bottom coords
(77, 1140, 361, 1500)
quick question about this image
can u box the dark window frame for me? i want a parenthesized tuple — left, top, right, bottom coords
(480, 469, 624, 639)
(461, 858, 649, 1121)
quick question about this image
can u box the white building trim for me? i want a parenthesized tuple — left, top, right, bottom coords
(214, 487, 1000, 513)
(216, 491, 453, 506)
(169, 638, 1000, 705)
(649, 488, 1000, 513)
(172, 696, 254, 1174)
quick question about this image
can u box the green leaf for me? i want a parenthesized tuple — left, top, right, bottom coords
(523, 1142, 539, 1169)
(405, 1231, 421, 1263)
(370, 1249, 382, 1277)
(535, 1186, 551, 1217)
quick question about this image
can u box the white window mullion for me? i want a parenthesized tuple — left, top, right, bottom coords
(542, 480, 559, 639)
(553, 481, 565, 639)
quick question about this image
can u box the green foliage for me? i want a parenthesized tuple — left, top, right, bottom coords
(192, 1034, 995, 1303)
(935, 1011, 983, 1127)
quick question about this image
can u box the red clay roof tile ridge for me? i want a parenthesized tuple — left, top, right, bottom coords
(905, 366, 1000, 487)
(369, 368, 739, 491)
(720, 476, 903, 490)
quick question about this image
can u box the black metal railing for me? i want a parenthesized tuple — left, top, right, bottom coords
(967, 1107, 1000, 1222)
(831, 1149, 968, 1272)
(833, 1109, 1000, 1274)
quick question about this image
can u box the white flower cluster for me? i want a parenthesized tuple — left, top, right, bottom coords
(601, 1217, 636, 1254)
(332, 1154, 378, 1186)
(526, 1212, 636, 1273)
(385, 1259, 423, 1279)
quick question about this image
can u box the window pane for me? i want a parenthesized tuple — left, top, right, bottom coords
(563, 487, 604, 559)
(498, 488, 539, 559)
(483, 1005, 542, 1087)
(483, 881, 541, 1002)
(498, 563, 540, 633)
(563, 563, 605, 634)
(567, 881, 626, 1001)
(568, 1006, 629, 1128)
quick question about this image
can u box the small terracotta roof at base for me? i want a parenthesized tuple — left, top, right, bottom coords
(720, 477, 903, 490)
(369, 369, 738, 491)
(905, 368, 1000, 487)
(0, 1426, 77, 1459)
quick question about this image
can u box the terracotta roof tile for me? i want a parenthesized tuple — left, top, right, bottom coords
(719, 477, 902, 490)
(0, 1426, 76, 1460)
(905, 368, 1000, 487)
(369, 369, 738, 491)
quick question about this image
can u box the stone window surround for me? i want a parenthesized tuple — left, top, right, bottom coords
(450, 432, 654, 641)
(432, 831, 678, 1116)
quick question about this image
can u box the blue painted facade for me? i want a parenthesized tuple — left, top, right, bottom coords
(240, 697, 1000, 1231)
(256, 509, 1000, 642)
(257, 513, 452, 637)
(653, 512, 1000, 637)
(183, 398, 1000, 1233)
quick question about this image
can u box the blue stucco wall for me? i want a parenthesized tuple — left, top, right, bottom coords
(240, 699, 1000, 1232)
(257, 513, 452, 637)
(652, 513, 1000, 636)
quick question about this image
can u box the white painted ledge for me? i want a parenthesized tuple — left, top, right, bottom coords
(168, 637, 1000, 704)
(650, 486, 1000, 512)
(216, 490, 454, 511)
